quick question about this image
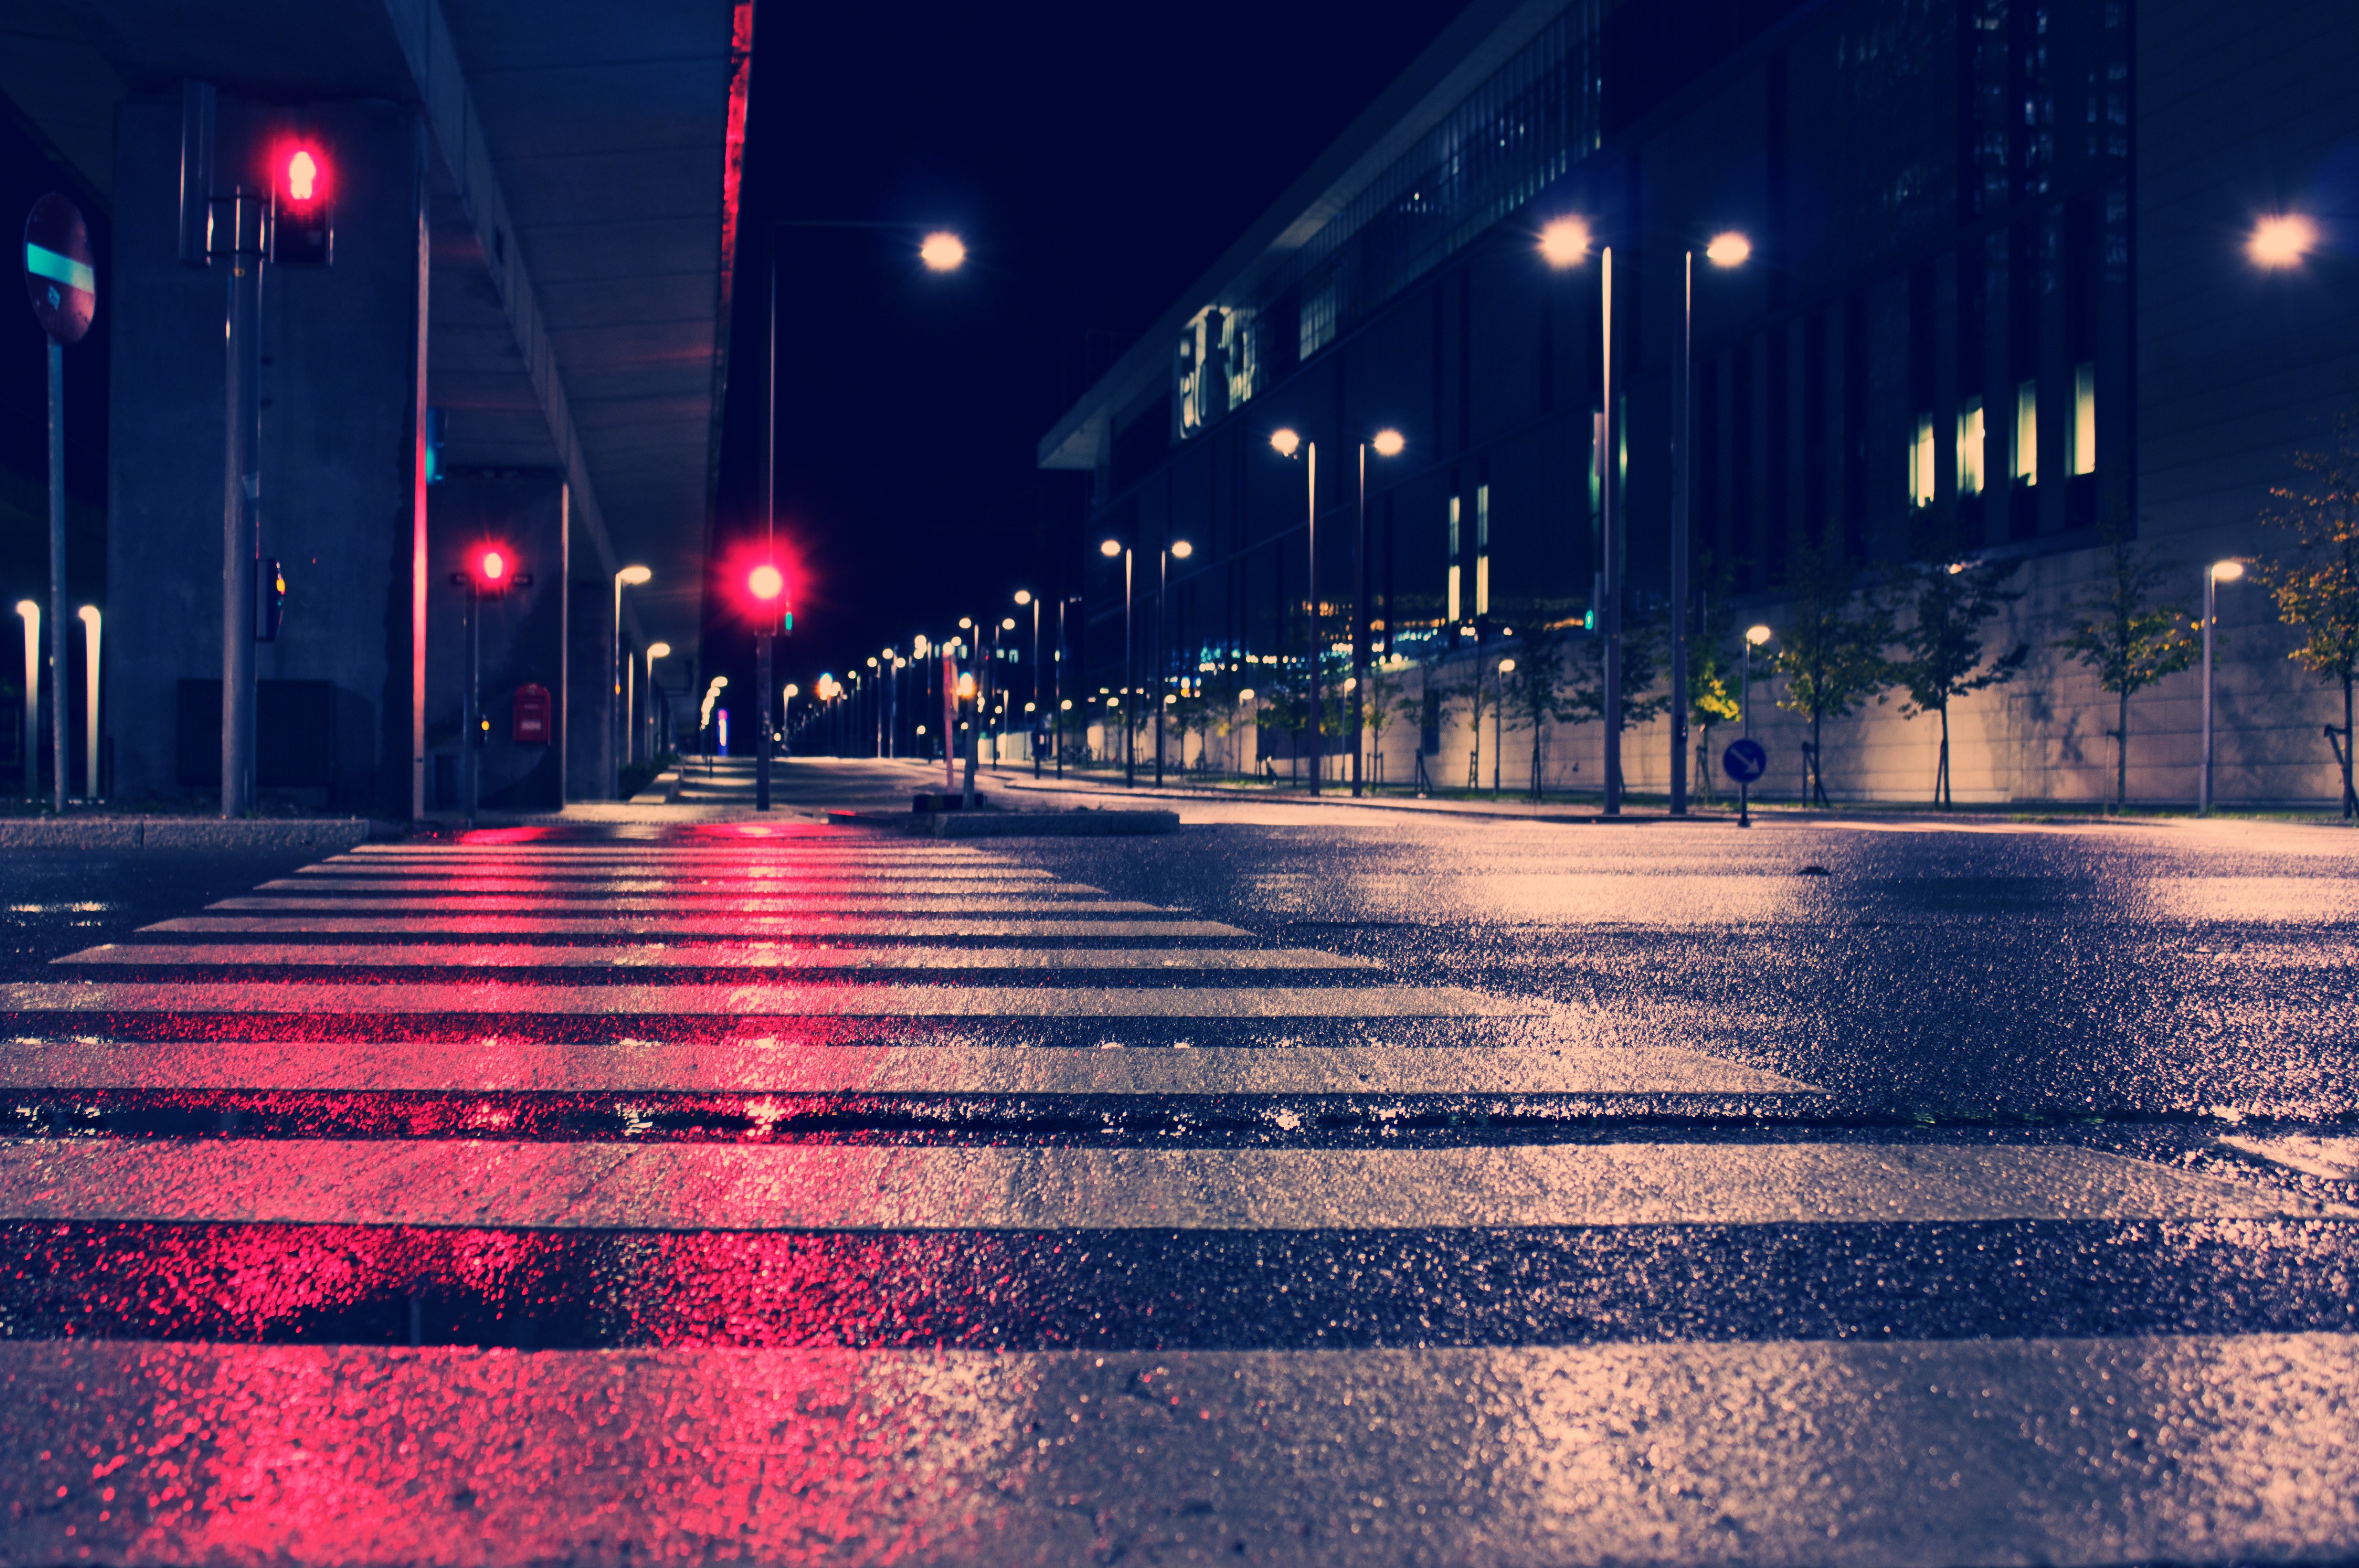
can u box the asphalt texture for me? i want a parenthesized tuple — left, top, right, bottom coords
(1, 758, 2355, 1565)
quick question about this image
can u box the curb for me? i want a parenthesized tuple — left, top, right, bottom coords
(0, 817, 392, 851)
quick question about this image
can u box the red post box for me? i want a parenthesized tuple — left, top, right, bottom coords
(512, 684, 552, 745)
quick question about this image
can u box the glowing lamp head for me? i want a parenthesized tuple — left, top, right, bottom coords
(2249, 214, 2317, 268)
(1371, 429, 1405, 458)
(1268, 428, 1301, 458)
(1538, 218, 1590, 269)
(1237, 687, 1256, 703)
(647, 641, 671, 660)
(956, 673, 977, 699)
(866, 656, 878, 669)
(1705, 231, 1752, 268)
(919, 231, 966, 272)
(1099, 539, 1123, 558)
(477, 548, 507, 583)
(1745, 623, 1774, 647)
(283, 147, 321, 204)
(1171, 540, 1193, 560)
(617, 564, 652, 587)
(14, 600, 37, 624)
(1013, 589, 1032, 606)
(2212, 558, 2246, 582)
(1002, 616, 1017, 631)
(1499, 658, 1515, 674)
(959, 615, 973, 628)
(782, 683, 798, 698)
(747, 563, 784, 602)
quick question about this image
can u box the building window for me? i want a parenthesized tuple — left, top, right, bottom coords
(1223, 311, 1257, 412)
(2070, 361, 2096, 475)
(1299, 284, 1336, 361)
(1910, 415, 1937, 508)
(2013, 378, 2039, 485)
(1474, 484, 1491, 616)
(1446, 494, 1462, 622)
(1956, 400, 1985, 496)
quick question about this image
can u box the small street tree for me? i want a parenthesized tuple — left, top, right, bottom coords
(1686, 569, 1742, 806)
(1890, 554, 2029, 807)
(2057, 523, 2197, 810)
(1500, 615, 1578, 799)
(2258, 410, 2359, 818)
(1441, 646, 1503, 791)
(1770, 542, 1895, 806)
(1357, 655, 1414, 787)
(1563, 610, 1670, 797)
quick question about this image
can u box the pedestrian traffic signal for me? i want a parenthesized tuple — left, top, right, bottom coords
(272, 142, 332, 267)
(449, 545, 530, 599)
(746, 561, 790, 632)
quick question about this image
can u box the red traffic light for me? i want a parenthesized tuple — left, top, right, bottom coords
(747, 563, 784, 602)
(283, 146, 323, 204)
(478, 548, 508, 584)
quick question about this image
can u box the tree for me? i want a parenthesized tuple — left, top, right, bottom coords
(1890, 555, 2029, 806)
(2258, 411, 2359, 818)
(1357, 655, 1415, 787)
(1562, 610, 1669, 799)
(1500, 614, 1579, 799)
(1440, 646, 1502, 792)
(1686, 567, 1742, 807)
(1770, 542, 1895, 807)
(2057, 523, 2197, 810)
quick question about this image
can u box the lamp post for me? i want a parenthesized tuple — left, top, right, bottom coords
(781, 681, 798, 757)
(1017, 590, 1040, 776)
(2201, 559, 2245, 814)
(611, 564, 650, 798)
(747, 561, 786, 809)
(1268, 429, 1321, 793)
(644, 642, 670, 762)
(1100, 539, 1135, 785)
(1667, 231, 1752, 817)
(1056, 596, 1080, 778)
(76, 605, 99, 801)
(1155, 542, 1192, 786)
(1351, 430, 1405, 797)
(14, 600, 38, 802)
(1739, 623, 1773, 828)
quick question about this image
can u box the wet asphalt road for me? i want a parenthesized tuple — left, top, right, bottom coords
(0, 761, 2354, 1565)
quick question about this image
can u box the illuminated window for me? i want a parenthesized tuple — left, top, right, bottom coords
(1299, 284, 1336, 360)
(1909, 415, 1936, 508)
(1223, 311, 1257, 411)
(1956, 400, 1985, 496)
(1446, 494, 1462, 622)
(1474, 484, 1491, 616)
(2013, 379, 2038, 485)
(2070, 362, 2095, 476)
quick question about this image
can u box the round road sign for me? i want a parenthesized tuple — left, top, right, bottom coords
(1722, 737, 1768, 784)
(23, 193, 95, 346)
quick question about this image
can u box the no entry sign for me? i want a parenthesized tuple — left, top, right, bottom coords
(23, 193, 94, 346)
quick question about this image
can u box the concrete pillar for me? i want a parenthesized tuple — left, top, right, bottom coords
(106, 93, 425, 814)
(426, 473, 567, 813)
(565, 563, 612, 800)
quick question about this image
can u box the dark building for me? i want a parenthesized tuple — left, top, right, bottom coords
(1039, 0, 2359, 806)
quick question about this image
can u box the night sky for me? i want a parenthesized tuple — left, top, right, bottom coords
(705, 0, 1470, 705)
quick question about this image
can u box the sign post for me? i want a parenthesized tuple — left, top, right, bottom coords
(1722, 737, 1768, 830)
(24, 194, 95, 812)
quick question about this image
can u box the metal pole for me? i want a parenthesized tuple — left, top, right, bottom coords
(45, 341, 67, 811)
(2201, 568, 2215, 815)
(755, 631, 773, 811)
(221, 223, 261, 819)
(1669, 250, 1692, 817)
(1032, 600, 1042, 777)
(80, 608, 100, 801)
(1738, 638, 1753, 829)
(1352, 441, 1368, 798)
(1600, 245, 1622, 817)
(19, 605, 38, 801)
(611, 576, 624, 799)
(1123, 549, 1135, 787)
(1155, 548, 1167, 787)
(1055, 598, 1068, 778)
(1306, 442, 1321, 795)
(464, 587, 479, 827)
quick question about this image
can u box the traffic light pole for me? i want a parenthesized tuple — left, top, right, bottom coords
(463, 585, 480, 827)
(755, 630, 773, 812)
(220, 209, 262, 819)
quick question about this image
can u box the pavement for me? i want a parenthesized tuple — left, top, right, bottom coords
(0, 756, 2355, 1564)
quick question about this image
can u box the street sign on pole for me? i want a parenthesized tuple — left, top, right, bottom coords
(25, 194, 94, 814)
(1723, 737, 1767, 830)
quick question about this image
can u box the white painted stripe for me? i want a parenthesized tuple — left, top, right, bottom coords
(0, 1038, 1806, 1095)
(0, 980, 1516, 1019)
(0, 1140, 2321, 1228)
(4, 1336, 2352, 1565)
(2219, 1133, 2359, 1182)
(345, 844, 995, 860)
(141, 915, 1251, 939)
(204, 896, 1167, 914)
(298, 865, 1057, 882)
(59, 942, 1370, 973)
(261, 877, 1086, 894)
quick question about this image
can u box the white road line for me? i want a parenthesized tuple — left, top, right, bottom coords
(0, 1140, 2324, 1229)
(139, 915, 1252, 939)
(0, 980, 1520, 1018)
(0, 1039, 1806, 1095)
(57, 943, 1371, 972)
(297, 866, 1059, 882)
(6, 1336, 2353, 1565)
(202, 896, 1169, 914)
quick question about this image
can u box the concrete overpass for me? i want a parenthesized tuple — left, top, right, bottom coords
(0, 0, 749, 813)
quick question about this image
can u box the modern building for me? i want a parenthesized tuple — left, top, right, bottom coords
(0, 0, 745, 813)
(1039, 0, 2359, 808)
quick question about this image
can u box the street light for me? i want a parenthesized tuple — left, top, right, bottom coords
(2201, 559, 2245, 814)
(919, 231, 966, 272)
(1155, 540, 1194, 786)
(644, 641, 671, 763)
(1102, 537, 1136, 785)
(1742, 624, 1773, 735)
(14, 600, 38, 802)
(746, 560, 787, 808)
(611, 564, 650, 800)
(1352, 431, 1405, 796)
(75, 605, 98, 801)
(2247, 214, 2317, 269)
(1672, 229, 1750, 817)
(1268, 428, 1325, 792)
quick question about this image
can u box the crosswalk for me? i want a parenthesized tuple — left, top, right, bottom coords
(1, 824, 2353, 1562)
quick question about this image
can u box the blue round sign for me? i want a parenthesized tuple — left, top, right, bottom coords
(1722, 737, 1768, 784)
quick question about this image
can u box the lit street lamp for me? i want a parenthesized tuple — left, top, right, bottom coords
(1352, 429, 1405, 796)
(1669, 231, 1749, 816)
(2201, 559, 2245, 814)
(1101, 538, 1135, 785)
(76, 605, 99, 801)
(14, 600, 38, 802)
(1155, 541, 1192, 787)
(1268, 428, 1323, 793)
(643, 642, 670, 762)
(1539, 218, 1625, 812)
(1739, 623, 1774, 828)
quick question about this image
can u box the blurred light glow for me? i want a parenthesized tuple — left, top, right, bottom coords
(1538, 218, 1590, 268)
(647, 642, 671, 660)
(2212, 559, 2246, 582)
(1171, 541, 1193, 559)
(478, 549, 506, 582)
(1371, 429, 1405, 457)
(284, 148, 320, 203)
(746, 563, 783, 602)
(919, 231, 966, 272)
(1745, 623, 1774, 646)
(1099, 539, 1122, 558)
(1705, 231, 1752, 267)
(1237, 688, 1256, 703)
(617, 564, 652, 586)
(1268, 428, 1300, 458)
(2248, 214, 2317, 269)
(1013, 589, 1032, 605)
